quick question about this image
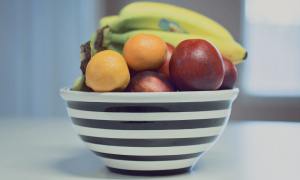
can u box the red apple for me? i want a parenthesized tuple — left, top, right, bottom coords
(158, 43, 175, 79)
(220, 57, 238, 89)
(127, 71, 174, 92)
(170, 39, 225, 91)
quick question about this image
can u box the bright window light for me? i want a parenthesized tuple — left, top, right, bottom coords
(244, 0, 300, 96)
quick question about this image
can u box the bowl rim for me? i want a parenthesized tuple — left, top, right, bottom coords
(60, 88, 239, 103)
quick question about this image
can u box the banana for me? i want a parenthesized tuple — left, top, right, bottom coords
(72, 75, 85, 91)
(99, 15, 119, 28)
(104, 30, 246, 64)
(90, 32, 97, 55)
(112, 2, 234, 40)
(109, 15, 188, 34)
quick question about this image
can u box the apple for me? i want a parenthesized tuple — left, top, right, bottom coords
(158, 43, 175, 79)
(220, 57, 238, 89)
(127, 71, 174, 92)
(169, 39, 225, 91)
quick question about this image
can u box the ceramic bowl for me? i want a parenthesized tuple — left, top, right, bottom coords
(60, 88, 238, 175)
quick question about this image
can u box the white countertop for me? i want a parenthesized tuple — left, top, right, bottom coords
(1, 118, 299, 180)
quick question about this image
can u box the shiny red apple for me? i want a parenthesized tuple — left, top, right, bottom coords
(127, 71, 174, 92)
(158, 43, 175, 79)
(170, 39, 225, 91)
(220, 57, 238, 89)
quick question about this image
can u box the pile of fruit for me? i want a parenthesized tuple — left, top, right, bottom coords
(73, 2, 247, 92)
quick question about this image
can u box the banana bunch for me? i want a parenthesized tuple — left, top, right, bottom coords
(93, 1, 247, 64)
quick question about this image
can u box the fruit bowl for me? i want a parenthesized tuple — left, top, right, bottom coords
(60, 88, 239, 175)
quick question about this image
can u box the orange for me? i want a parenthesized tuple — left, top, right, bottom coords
(85, 50, 130, 92)
(123, 34, 167, 71)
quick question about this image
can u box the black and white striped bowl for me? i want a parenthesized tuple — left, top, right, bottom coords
(60, 88, 238, 176)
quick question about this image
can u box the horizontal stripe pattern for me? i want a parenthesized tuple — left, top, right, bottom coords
(73, 125, 224, 139)
(93, 151, 201, 161)
(67, 101, 230, 112)
(101, 157, 197, 171)
(67, 108, 229, 121)
(86, 143, 212, 156)
(61, 88, 239, 173)
(67, 101, 227, 172)
(80, 135, 216, 147)
(71, 117, 226, 130)
(107, 167, 191, 176)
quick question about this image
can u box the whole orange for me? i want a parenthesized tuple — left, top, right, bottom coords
(123, 34, 167, 71)
(86, 50, 130, 92)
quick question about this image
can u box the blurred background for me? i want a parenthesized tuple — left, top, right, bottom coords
(0, 0, 299, 121)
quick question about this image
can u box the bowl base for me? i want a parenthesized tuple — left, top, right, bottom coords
(107, 167, 191, 176)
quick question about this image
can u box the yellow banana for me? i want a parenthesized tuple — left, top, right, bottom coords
(105, 30, 246, 64)
(109, 15, 188, 34)
(115, 2, 234, 40)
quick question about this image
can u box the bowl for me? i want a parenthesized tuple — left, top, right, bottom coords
(60, 88, 239, 176)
